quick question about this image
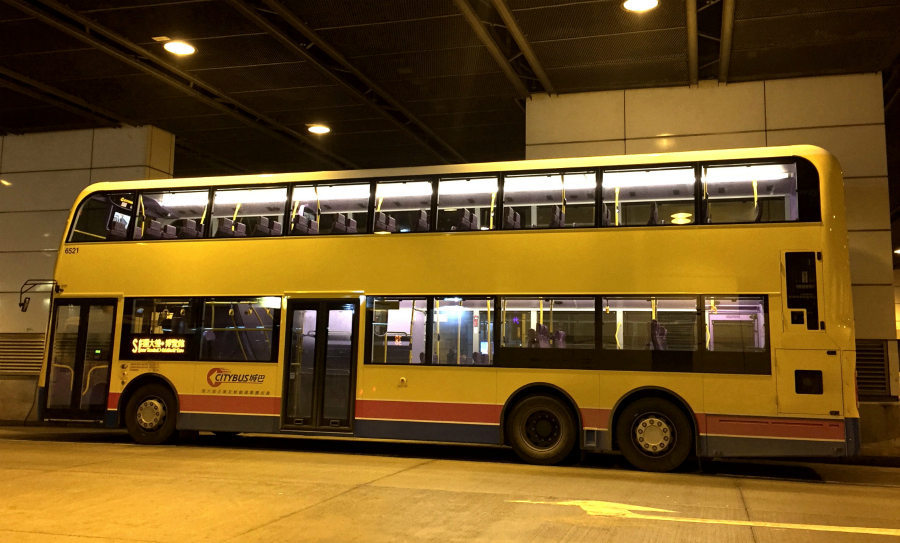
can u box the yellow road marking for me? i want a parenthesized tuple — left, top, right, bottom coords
(510, 500, 900, 537)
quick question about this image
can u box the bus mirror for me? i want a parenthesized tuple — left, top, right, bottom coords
(19, 297, 30, 313)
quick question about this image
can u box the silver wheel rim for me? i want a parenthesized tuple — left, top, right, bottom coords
(633, 414, 674, 456)
(136, 398, 167, 431)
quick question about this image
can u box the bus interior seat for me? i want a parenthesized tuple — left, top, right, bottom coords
(251, 217, 270, 237)
(515, 211, 521, 229)
(754, 205, 763, 223)
(647, 202, 659, 225)
(536, 324, 551, 348)
(234, 222, 247, 238)
(292, 216, 309, 235)
(385, 216, 396, 233)
(453, 209, 471, 231)
(503, 208, 515, 229)
(162, 224, 177, 239)
(411, 210, 429, 232)
(174, 219, 198, 239)
(549, 206, 565, 228)
(217, 218, 235, 237)
(526, 328, 536, 347)
(332, 213, 347, 233)
(346, 218, 357, 234)
(470, 213, 479, 230)
(554, 330, 566, 348)
(374, 212, 386, 232)
(133, 225, 143, 240)
(107, 220, 127, 241)
(602, 205, 611, 226)
(270, 221, 282, 236)
(144, 220, 163, 240)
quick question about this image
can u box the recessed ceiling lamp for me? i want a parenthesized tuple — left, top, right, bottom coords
(308, 124, 330, 134)
(623, 0, 659, 12)
(163, 41, 196, 55)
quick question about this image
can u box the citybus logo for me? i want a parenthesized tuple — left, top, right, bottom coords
(206, 368, 266, 387)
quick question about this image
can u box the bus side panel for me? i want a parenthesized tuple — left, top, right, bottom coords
(355, 365, 499, 444)
(178, 362, 281, 433)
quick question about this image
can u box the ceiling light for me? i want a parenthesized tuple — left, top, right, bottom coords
(0, 179, 11, 186)
(895, 249, 900, 254)
(603, 168, 695, 189)
(163, 41, 195, 55)
(623, 0, 659, 12)
(308, 124, 330, 134)
(670, 212, 692, 225)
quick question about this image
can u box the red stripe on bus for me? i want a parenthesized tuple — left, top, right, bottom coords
(580, 408, 611, 429)
(704, 414, 845, 441)
(180, 394, 281, 415)
(355, 399, 502, 424)
(108, 392, 121, 410)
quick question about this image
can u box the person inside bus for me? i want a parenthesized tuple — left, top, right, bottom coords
(447, 348, 457, 365)
(649, 319, 668, 350)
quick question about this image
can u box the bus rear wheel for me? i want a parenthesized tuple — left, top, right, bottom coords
(508, 395, 577, 465)
(615, 397, 692, 472)
(125, 383, 178, 445)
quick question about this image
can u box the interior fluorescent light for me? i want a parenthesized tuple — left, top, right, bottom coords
(704, 165, 792, 183)
(308, 125, 330, 134)
(376, 181, 433, 198)
(623, 0, 659, 12)
(505, 175, 563, 193)
(0, 179, 11, 186)
(158, 191, 210, 207)
(163, 41, 195, 55)
(603, 168, 694, 189)
(316, 184, 370, 201)
(439, 178, 498, 196)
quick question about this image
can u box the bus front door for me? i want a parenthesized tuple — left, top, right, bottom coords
(282, 300, 358, 431)
(44, 299, 117, 421)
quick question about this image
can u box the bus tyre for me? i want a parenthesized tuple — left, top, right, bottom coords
(508, 395, 577, 465)
(616, 398, 692, 472)
(125, 384, 178, 445)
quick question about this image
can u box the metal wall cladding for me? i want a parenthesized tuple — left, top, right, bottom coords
(155, 34, 299, 72)
(0, 49, 141, 84)
(284, 0, 459, 30)
(272, 105, 380, 125)
(418, 107, 523, 130)
(0, 18, 86, 56)
(510, 0, 686, 43)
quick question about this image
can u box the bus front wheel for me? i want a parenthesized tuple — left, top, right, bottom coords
(124, 383, 178, 445)
(615, 397, 692, 472)
(508, 395, 576, 465)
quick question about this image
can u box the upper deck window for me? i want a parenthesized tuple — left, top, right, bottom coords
(291, 183, 369, 235)
(702, 163, 798, 223)
(69, 192, 134, 242)
(602, 168, 695, 226)
(135, 189, 209, 240)
(503, 172, 596, 229)
(211, 187, 287, 238)
(437, 177, 498, 231)
(374, 180, 432, 233)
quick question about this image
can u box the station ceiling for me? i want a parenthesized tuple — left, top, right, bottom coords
(0, 0, 899, 182)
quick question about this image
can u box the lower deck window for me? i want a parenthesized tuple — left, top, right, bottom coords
(433, 298, 494, 365)
(200, 298, 281, 361)
(370, 298, 427, 364)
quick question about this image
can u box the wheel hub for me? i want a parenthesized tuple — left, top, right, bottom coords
(136, 398, 166, 431)
(634, 415, 673, 455)
(524, 410, 561, 449)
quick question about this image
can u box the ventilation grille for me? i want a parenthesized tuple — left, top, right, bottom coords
(856, 339, 890, 397)
(0, 333, 45, 375)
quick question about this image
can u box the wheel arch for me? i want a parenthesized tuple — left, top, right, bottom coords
(116, 373, 180, 427)
(499, 382, 584, 447)
(608, 386, 700, 455)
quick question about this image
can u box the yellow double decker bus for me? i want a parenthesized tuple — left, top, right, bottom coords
(29, 144, 857, 472)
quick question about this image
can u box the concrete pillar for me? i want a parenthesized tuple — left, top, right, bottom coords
(0, 125, 174, 422)
(525, 73, 900, 450)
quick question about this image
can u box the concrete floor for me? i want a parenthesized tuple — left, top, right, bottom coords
(2, 428, 900, 543)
